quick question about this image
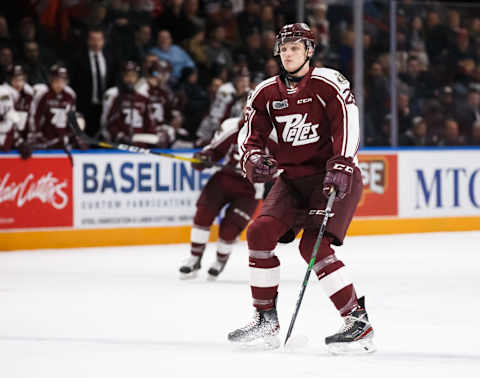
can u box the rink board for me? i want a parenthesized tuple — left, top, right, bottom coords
(1, 148, 480, 250)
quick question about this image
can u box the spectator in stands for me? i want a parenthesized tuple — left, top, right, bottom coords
(365, 61, 389, 140)
(399, 55, 431, 105)
(205, 25, 233, 72)
(399, 116, 429, 146)
(21, 41, 50, 85)
(0, 45, 13, 81)
(183, 26, 208, 77)
(70, 27, 114, 137)
(454, 85, 480, 138)
(235, 28, 265, 76)
(260, 4, 276, 34)
(154, 0, 185, 44)
(438, 118, 464, 146)
(435, 85, 456, 116)
(176, 66, 210, 138)
(16, 17, 56, 65)
(307, 2, 330, 52)
(130, 23, 152, 65)
(261, 30, 277, 61)
(468, 120, 480, 145)
(236, 0, 262, 39)
(252, 57, 280, 85)
(0, 15, 11, 45)
(424, 10, 448, 64)
(208, 77, 223, 103)
(181, 0, 206, 43)
(150, 29, 195, 85)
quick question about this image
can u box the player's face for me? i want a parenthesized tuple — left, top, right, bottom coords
(147, 75, 160, 87)
(279, 41, 308, 73)
(50, 77, 67, 93)
(123, 71, 138, 87)
(10, 75, 25, 92)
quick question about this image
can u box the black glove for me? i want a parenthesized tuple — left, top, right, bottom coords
(18, 142, 32, 160)
(191, 151, 214, 171)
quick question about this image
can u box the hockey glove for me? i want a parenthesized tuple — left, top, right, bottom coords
(17, 142, 33, 160)
(245, 153, 278, 183)
(191, 151, 214, 171)
(323, 155, 355, 201)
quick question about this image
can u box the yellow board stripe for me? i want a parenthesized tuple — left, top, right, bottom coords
(1, 217, 480, 251)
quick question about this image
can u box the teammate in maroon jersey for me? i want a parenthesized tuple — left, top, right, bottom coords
(101, 61, 153, 144)
(228, 23, 375, 354)
(30, 65, 80, 150)
(179, 115, 265, 279)
(136, 60, 182, 148)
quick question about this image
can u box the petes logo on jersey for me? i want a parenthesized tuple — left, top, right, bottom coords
(276, 113, 320, 146)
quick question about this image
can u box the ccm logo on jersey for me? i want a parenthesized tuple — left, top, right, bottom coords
(297, 97, 312, 104)
(277, 113, 319, 146)
(333, 163, 354, 174)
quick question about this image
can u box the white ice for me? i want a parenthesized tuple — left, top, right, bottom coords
(1, 232, 479, 378)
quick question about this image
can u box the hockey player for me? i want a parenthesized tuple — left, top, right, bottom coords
(195, 67, 251, 146)
(101, 61, 153, 144)
(30, 64, 80, 150)
(136, 59, 182, 148)
(5, 65, 34, 144)
(0, 65, 34, 158)
(179, 114, 269, 279)
(228, 23, 375, 354)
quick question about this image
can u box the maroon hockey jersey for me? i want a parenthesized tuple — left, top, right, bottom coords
(101, 87, 153, 142)
(240, 67, 360, 179)
(31, 84, 76, 148)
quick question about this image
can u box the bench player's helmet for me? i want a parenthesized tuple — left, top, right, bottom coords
(273, 23, 315, 56)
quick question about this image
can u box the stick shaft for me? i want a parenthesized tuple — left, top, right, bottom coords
(67, 111, 217, 165)
(284, 188, 337, 345)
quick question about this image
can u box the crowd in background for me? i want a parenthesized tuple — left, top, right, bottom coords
(1, 0, 480, 157)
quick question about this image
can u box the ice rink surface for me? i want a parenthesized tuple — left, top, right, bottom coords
(1, 231, 479, 378)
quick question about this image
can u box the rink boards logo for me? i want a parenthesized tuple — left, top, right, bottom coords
(355, 154, 398, 217)
(0, 156, 73, 229)
(276, 113, 319, 146)
(415, 167, 480, 210)
(74, 154, 212, 228)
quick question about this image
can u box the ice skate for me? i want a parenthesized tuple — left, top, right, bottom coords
(179, 255, 202, 279)
(207, 257, 228, 279)
(325, 296, 376, 354)
(228, 307, 280, 349)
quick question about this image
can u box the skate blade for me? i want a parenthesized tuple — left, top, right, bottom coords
(206, 273, 219, 281)
(327, 338, 377, 355)
(234, 335, 281, 351)
(284, 334, 309, 351)
(179, 270, 199, 280)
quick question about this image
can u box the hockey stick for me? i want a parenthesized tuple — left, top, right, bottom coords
(66, 110, 219, 166)
(284, 188, 337, 346)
